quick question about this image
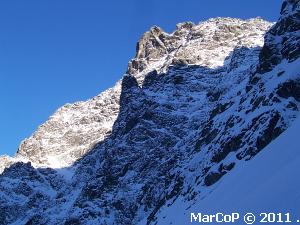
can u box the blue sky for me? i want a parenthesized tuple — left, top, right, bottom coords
(0, 0, 282, 156)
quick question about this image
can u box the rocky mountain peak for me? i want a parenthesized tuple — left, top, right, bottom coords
(128, 17, 272, 85)
(14, 83, 122, 169)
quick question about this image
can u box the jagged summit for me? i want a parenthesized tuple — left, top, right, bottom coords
(127, 17, 272, 84)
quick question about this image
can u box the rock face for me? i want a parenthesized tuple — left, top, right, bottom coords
(15, 83, 121, 169)
(1, 1, 300, 224)
(258, 0, 300, 73)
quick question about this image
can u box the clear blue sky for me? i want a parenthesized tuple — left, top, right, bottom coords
(0, 0, 282, 156)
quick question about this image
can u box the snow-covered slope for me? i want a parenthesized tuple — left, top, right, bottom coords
(0, 83, 122, 172)
(0, 0, 300, 224)
(16, 83, 122, 169)
(155, 111, 300, 225)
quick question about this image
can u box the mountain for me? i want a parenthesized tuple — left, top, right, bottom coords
(1, 0, 300, 224)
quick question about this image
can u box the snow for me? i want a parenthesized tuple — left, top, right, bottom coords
(47, 155, 68, 169)
(154, 113, 300, 225)
(12, 81, 122, 170)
